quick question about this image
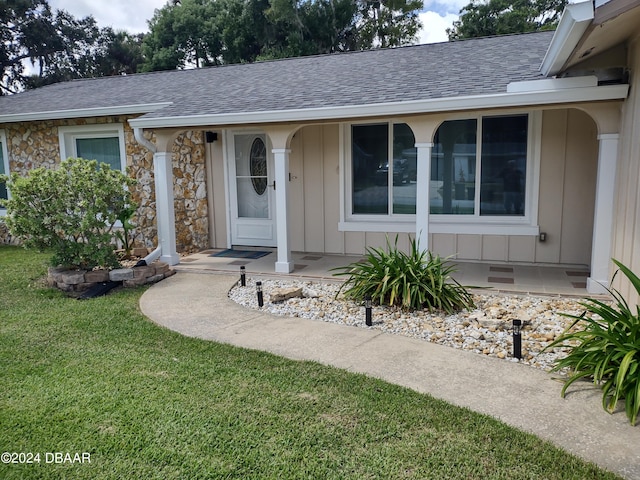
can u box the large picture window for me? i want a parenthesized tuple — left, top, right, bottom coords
(351, 122, 416, 216)
(59, 124, 126, 172)
(431, 114, 528, 217)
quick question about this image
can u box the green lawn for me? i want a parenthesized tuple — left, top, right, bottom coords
(0, 246, 620, 479)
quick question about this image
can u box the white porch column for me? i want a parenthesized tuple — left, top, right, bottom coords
(153, 151, 179, 265)
(587, 133, 619, 294)
(273, 148, 293, 273)
(415, 142, 434, 253)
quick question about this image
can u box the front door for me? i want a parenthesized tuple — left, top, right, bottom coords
(229, 133, 276, 246)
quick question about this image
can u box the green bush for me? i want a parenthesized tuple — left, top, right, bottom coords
(332, 236, 475, 313)
(0, 158, 136, 269)
(546, 259, 640, 425)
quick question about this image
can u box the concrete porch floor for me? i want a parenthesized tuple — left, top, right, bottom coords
(176, 248, 595, 297)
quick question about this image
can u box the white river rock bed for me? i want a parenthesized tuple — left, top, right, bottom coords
(229, 278, 595, 373)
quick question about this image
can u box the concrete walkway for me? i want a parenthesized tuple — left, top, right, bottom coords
(140, 271, 640, 480)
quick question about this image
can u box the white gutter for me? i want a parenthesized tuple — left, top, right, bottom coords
(133, 127, 157, 153)
(143, 246, 162, 264)
(132, 127, 162, 264)
(128, 83, 629, 129)
(0, 102, 172, 124)
(507, 75, 598, 93)
(540, 0, 594, 76)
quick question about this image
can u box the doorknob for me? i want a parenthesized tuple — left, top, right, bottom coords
(269, 181, 276, 190)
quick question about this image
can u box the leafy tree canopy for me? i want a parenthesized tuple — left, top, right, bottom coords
(1, 0, 143, 94)
(447, 0, 568, 40)
(142, 0, 423, 70)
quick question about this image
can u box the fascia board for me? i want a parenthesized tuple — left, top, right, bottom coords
(128, 84, 629, 129)
(0, 103, 173, 123)
(540, 1, 595, 76)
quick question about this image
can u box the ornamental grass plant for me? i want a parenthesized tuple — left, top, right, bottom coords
(332, 236, 474, 313)
(546, 259, 640, 425)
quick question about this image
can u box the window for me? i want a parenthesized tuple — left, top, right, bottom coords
(58, 124, 126, 172)
(430, 114, 528, 217)
(249, 137, 268, 196)
(0, 130, 9, 213)
(350, 122, 416, 216)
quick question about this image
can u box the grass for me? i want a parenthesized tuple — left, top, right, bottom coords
(0, 246, 621, 479)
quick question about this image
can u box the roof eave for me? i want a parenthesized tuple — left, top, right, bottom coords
(540, 0, 595, 77)
(0, 103, 173, 124)
(128, 84, 629, 129)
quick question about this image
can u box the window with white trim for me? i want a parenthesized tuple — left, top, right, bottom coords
(0, 130, 9, 214)
(58, 124, 126, 172)
(430, 114, 529, 218)
(349, 122, 417, 217)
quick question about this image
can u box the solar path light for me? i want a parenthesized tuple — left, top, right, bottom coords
(512, 319, 522, 359)
(256, 281, 264, 307)
(365, 295, 372, 326)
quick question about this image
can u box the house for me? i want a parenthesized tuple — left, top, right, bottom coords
(0, 0, 638, 298)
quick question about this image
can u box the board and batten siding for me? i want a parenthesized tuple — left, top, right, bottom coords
(209, 111, 598, 264)
(288, 124, 416, 255)
(611, 32, 640, 302)
(288, 113, 597, 264)
(205, 132, 227, 249)
(428, 109, 597, 265)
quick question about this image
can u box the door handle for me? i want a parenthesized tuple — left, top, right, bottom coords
(269, 181, 276, 190)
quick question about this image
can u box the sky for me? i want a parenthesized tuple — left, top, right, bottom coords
(47, 0, 467, 44)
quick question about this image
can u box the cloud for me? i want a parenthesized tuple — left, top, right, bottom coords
(48, 0, 167, 33)
(422, 0, 468, 16)
(418, 11, 459, 44)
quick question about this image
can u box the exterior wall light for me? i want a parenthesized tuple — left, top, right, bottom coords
(256, 281, 264, 307)
(512, 319, 522, 359)
(365, 295, 372, 326)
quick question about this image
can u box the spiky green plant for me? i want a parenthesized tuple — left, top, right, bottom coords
(545, 259, 640, 425)
(332, 236, 475, 313)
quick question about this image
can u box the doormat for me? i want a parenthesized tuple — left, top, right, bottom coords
(210, 249, 271, 259)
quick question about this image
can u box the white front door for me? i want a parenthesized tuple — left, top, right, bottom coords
(228, 133, 277, 246)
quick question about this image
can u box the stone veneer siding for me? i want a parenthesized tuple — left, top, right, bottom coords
(3, 116, 208, 254)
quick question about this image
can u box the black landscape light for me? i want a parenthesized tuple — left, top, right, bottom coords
(240, 266, 246, 287)
(256, 281, 264, 307)
(512, 319, 522, 359)
(365, 295, 372, 327)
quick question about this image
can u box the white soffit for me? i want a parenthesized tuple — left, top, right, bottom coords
(507, 75, 598, 93)
(540, 1, 595, 76)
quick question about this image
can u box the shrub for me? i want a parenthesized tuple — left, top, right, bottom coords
(545, 259, 640, 425)
(332, 236, 475, 313)
(0, 158, 136, 269)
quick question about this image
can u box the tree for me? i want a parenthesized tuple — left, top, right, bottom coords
(142, 0, 423, 69)
(95, 30, 145, 76)
(356, 0, 423, 49)
(447, 0, 568, 40)
(219, 0, 267, 64)
(258, 0, 359, 59)
(1, 0, 143, 94)
(1, 0, 51, 94)
(142, 0, 225, 71)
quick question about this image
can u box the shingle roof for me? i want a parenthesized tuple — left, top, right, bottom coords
(0, 31, 554, 122)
